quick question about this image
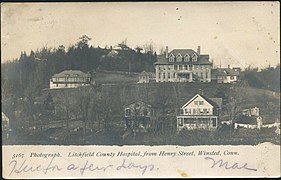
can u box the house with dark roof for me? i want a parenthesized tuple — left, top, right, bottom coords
(176, 93, 222, 131)
(154, 46, 213, 82)
(211, 65, 240, 83)
(138, 71, 156, 83)
(50, 70, 92, 89)
(123, 100, 156, 132)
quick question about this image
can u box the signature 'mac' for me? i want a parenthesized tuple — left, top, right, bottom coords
(204, 157, 257, 171)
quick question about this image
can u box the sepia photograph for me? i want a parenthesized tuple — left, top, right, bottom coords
(1, 2, 280, 178)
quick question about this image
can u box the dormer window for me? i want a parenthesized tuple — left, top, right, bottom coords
(169, 54, 174, 62)
(184, 54, 190, 62)
(176, 54, 182, 62)
(192, 53, 198, 62)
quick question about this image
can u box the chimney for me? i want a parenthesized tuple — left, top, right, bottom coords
(165, 46, 169, 58)
(197, 46, 200, 57)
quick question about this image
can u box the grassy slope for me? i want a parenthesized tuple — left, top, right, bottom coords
(50, 71, 280, 124)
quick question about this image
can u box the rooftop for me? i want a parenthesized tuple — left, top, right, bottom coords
(52, 70, 90, 78)
(212, 68, 240, 76)
(155, 48, 212, 65)
(180, 93, 222, 109)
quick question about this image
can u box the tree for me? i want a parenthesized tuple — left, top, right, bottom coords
(77, 35, 92, 49)
(76, 87, 94, 140)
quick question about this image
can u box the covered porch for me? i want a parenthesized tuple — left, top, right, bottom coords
(176, 115, 218, 131)
(176, 72, 193, 82)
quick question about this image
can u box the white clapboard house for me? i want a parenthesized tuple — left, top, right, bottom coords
(176, 93, 222, 131)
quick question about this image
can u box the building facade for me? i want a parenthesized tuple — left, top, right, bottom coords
(155, 46, 213, 83)
(50, 70, 91, 89)
(176, 94, 221, 131)
(211, 65, 240, 83)
(138, 71, 156, 83)
(123, 101, 156, 131)
(242, 107, 259, 117)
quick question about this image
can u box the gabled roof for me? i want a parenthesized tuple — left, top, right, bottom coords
(212, 68, 240, 76)
(154, 48, 212, 65)
(181, 93, 221, 109)
(170, 49, 197, 57)
(235, 115, 257, 125)
(139, 71, 155, 77)
(52, 70, 90, 78)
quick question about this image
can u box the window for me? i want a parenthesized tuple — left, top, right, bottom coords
(158, 66, 161, 70)
(201, 72, 204, 78)
(176, 54, 182, 62)
(203, 108, 207, 114)
(158, 73, 161, 79)
(184, 54, 190, 62)
(168, 73, 170, 79)
(173, 73, 175, 78)
(56, 83, 58, 87)
(184, 65, 188, 70)
(199, 101, 204, 105)
(185, 108, 191, 114)
(194, 101, 198, 105)
(180, 109, 184, 115)
(174, 65, 178, 70)
(179, 65, 183, 70)
(125, 109, 132, 116)
(193, 109, 196, 114)
(163, 73, 165, 79)
(163, 66, 166, 70)
(189, 65, 193, 70)
(230, 76, 234, 80)
(192, 54, 197, 62)
(169, 54, 174, 62)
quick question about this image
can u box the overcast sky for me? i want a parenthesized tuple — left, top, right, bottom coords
(1, 2, 280, 68)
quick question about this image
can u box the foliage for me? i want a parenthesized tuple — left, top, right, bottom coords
(241, 64, 280, 92)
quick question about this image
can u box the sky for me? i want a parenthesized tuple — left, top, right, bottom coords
(1, 2, 280, 68)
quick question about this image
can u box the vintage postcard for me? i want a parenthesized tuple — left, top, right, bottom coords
(1, 2, 280, 179)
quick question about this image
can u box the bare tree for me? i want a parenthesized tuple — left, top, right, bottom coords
(154, 83, 171, 133)
(76, 87, 94, 140)
(55, 90, 73, 130)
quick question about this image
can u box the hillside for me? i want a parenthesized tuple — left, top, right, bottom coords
(94, 70, 139, 84)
